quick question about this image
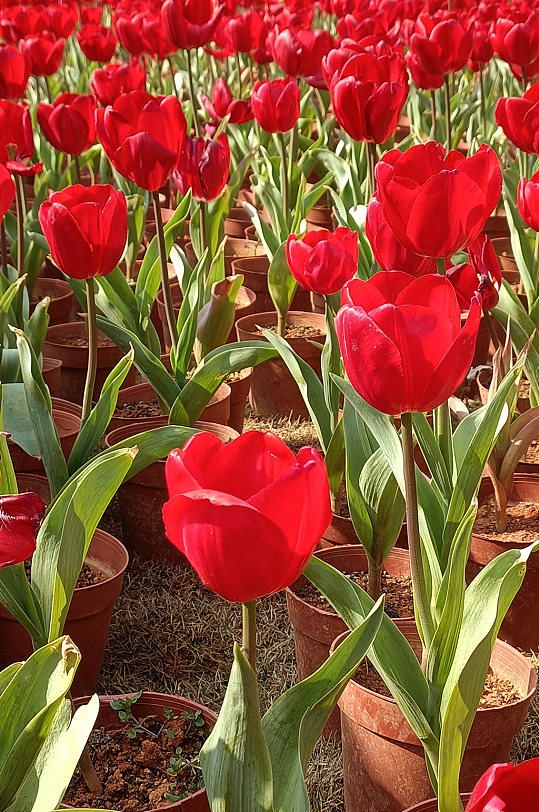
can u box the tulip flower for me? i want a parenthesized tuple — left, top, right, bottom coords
(267, 26, 335, 88)
(491, 13, 539, 76)
(114, 11, 146, 57)
(19, 33, 65, 78)
(375, 142, 502, 260)
(162, 0, 224, 50)
(0, 6, 47, 43)
(495, 85, 539, 154)
(465, 758, 539, 811)
(174, 133, 230, 202)
(0, 44, 30, 101)
(76, 24, 117, 63)
(141, 12, 176, 60)
(202, 77, 253, 124)
(0, 492, 46, 568)
(366, 194, 438, 276)
(286, 228, 359, 296)
(162, 431, 331, 603)
(447, 233, 502, 312)
(410, 15, 473, 79)
(0, 163, 15, 220)
(251, 76, 300, 133)
(81, 4, 103, 26)
(335, 271, 481, 415)
(90, 62, 146, 107)
(37, 93, 97, 159)
(46, 3, 77, 39)
(0, 100, 42, 176)
(518, 172, 539, 233)
(218, 9, 266, 55)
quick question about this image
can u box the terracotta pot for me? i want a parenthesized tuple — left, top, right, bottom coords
(144, 206, 178, 241)
(185, 238, 266, 277)
(224, 207, 252, 238)
(395, 115, 411, 142)
(40, 256, 64, 280)
(31, 278, 74, 325)
(235, 310, 326, 418)
(66, 692, 216, 811)
(476, 367, 530, 413)
(156, 281, 256, 353)
(333, 630, 536, 812)
(306, 205, 334, 232)
(42, 322, 136, 404)
(491, 237, 518, 274)
(470, 313, 505, 367)
(108, 381, 231, 433)
(402, 796, 471, 812)
(484, 208, 509, 240)
(286, 545, 414, 737)
(42, 357, 62, 395)
(244, 224, 257, 241)
(8, 408, 80, 474)
(51, 397, 82, 419)
(231, 255, 311, 312)
(227, 367, 252, 434)
(0, 525, 128, 696)
(469, 475, 539, 650)
(104, 418, 239, 563)
(320, 516, 408, 550)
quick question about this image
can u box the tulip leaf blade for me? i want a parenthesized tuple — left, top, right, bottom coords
(267, 242, 298, 324)
(412, 412, 452, 500)
(200, 642, 274, 812)
(103, 423, 199, 481)
(262, 597, 384, 812)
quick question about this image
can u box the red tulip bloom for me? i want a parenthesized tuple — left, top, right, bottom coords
(39, 184, 128, 280)
(517, 171, 539, 233)
(174, 133, 230, 202)
(468, 20, 494, 72)
(286, 228, 358, 295)
(162, 431, 331, 603)
(375, 142, 502, 259)
(0, 44, 30, 100)
(0, 5, 47, 43)
(76, 24, 117, 63)
(218, 10, 266, 54)
(409, 15, 473, 78)
(0, 100, 42, 176)
(495, 85, 539, 155)
(324, 46, 408, 144)
(406, 48, 444, 90)
(465, 759, 539, 811)
(37, 93, 96, 157)
(491, 13, 539, 70)
(366, 194, 437, 276)
(447, 233, 501, 311)
(90, 61, 146, 107)
(81, 3, 103, 26)
(336, 271, 481, 415)
(162, 0, 224, 50)
(0, 492, 46, 568)
(0, 163, 15, 219)
(114, 11, 146, 57)
(142, 12, 176, 59)
(202, 77, 253, 124)
(20, 33, 65, 77)
(251, 77, 300, 133)
(46, 4, 77, 39)
(267, 26, 335, 88)
(96, 92, 187, 192)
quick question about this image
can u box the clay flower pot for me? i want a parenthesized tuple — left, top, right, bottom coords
(226, 366, 252, 434)
(491, 236, 518, 274)
(231, 255, 311, 313)
(332, 630, 536, 812)
(43, 322, 136, 405)
(402, 796, 471, 812)
(484, 205, 509, 240)
(224, 207, 252, 238)
(8, 408, 80, 475)
(319, 515, 408, 551)
(185, 237, 265, 276)
(476, 367, 530, 413)
(235, 310, 326, 418)
(42, 357, 62, 395)
(32, 277, 74, 325)
(104, 417, 239, 563)
(66, 692, 216, 811)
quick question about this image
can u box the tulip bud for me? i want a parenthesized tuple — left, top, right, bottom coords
(195, 274, 244, 363)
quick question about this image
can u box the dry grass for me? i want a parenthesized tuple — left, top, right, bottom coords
(243, 405, 322, 454)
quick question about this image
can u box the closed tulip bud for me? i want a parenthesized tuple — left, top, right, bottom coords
(465, 758, 539, 812)
(81, 4, 103, 26)
(20, 33, 65, 78)
(174, 133, 230, 202)
(517, 171, 539, 233)
(195, 275, 244, 362)
(336, 271, 481, 415)
(410, 15, 473, 78)
(495, 85, 539, 155)
(162, 431, 331, 603)
(141, 12, 176, 59)
(47, 4, 77, 39)
(0, 100, 42, 176)
(267, 26, 334, 88)
(90, 62, 146, 107)
(491, 13, 539, 69)
(0, 44, 30, 100)
(114, 11, 146, 57)
(96, 91, 187, 192)
(37, 93, 96, 157)
(0, 164, 15, 219)
(76, 24, 117, 63)
(38, 184, 128, 281)
(0, 492, 46, 568)
(286, 228, 359, 295)
(162, 0, 224, 50)
(251, 77, 300, 133)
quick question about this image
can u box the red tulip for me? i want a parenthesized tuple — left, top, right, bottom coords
(37, 93, 96, 157)
(141, 11, 176, 59)
(0, 492, 46, 568)
(0, 100, 42, 176)
(81, 3, 103, 26)
(162, 431, 331, 603)
(90, 62, 146, 108)
(46, 4, 77, 39)
(406, 48, 444, 90)
(76, 24, 117, 63)
(251, 77, 300, 133)
(0, 163, 15, 219)
(267, 26, 335, 88)
(495, 85, 539, 155)
(114, 11, 147, 57)
(491, 13, 539, 70)
(162, 0, 224, 50)
(202, 77, 253, 124)
(409, 15, 473, 78)
(447, 233, 501, 311)
(0, 44, 30, 100)
(218, 10, 266, 54)
(19, 33, 65, 77)
(517, 171, 539, 233)
(465, 759, 539, 811)
(96, 91, 187, 192)
(366, 194, 438, 276)
(0, 5, 47, 43)
(286, 228, 359, 295)
(323, 46, 408, 143)
(174, 134, 230, 202)
(39, 184, 128, 281)
(335, 271, 481, 415)
(375, 142, 502, 259)
(468, 19, 494, 72)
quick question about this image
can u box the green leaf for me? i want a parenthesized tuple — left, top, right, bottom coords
(267, 242, 297, 322)
(412, 412, 451, 500)
(103, 423, 199, 481)
(200, 643, 274, 812)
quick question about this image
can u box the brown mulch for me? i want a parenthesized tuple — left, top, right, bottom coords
(474, 495, 539, 543)
(254, 322, 324, 339)
(295, 572, 414, 619)
(52, 333, 115, 348)
(114, 400, 162, 420)
(25, 559, 104, 588)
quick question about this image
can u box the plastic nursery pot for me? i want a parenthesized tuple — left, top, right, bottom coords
(42, 322, 136, 405)
(8, 408, 80, 475)
(468, 475, 539, 651)
(402, 795, 472, 812)
(286, 544, 414, 739)
(476, 367, 530, 413)
(104, 417, 239, 564)
(65, 692, 216, 812)
(230, 255, 311, 313)
(320, 516, 408, 551)
(156, 281, 257, 353)
(51, 396, 83, 419)
(226, 366, 253, 434)
(331, 629, 536, 812)
(31, 277, 74, 326)
(224, 206, 252, 238)
(42, 357, 62, 395)
(235, 310, 326, 419)
(0, 520, 129, 697)
(108, 381, 231, 433)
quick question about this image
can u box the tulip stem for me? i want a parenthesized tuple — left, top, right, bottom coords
(242, 600, 257, 671)
(367, 142, 377, 198)
(186, 49, 201, 137)
(522, 66, 527, 94)
(1, 220, 8, 277)
(483, 308, 500, 350)
(73, 154, 81, 184)
(401, 412, 431, 660)
(436, 256, 445, 276)
(14, 174, 25, 280)
(277, 132, 290, 229)
(444, 75, 452, 151)
(153, 191, 178, 354)
(235, 52, 242, 97)
(430, 90, 437, 139)
(81, 277, 97, 426)
(479, 66, 486, 134)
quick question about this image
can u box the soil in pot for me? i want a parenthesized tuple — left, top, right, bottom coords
(64, 692, 215, 811)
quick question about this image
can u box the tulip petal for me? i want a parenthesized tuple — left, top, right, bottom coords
(165, 433, 223, 495)
(0, 492, 45, 568)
